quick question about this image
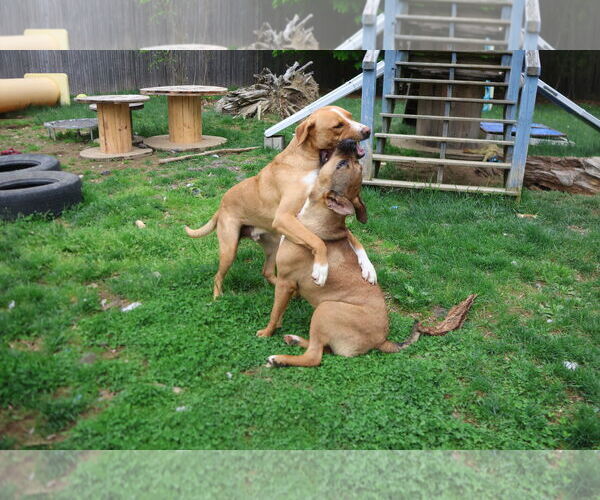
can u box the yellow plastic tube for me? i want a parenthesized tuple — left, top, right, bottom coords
(0, 30, 69, 50)
(0, 74, 70, 114)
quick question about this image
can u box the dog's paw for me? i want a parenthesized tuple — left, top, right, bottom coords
(357, 250, 377, 285)
(312, 262, 329, 287)
(284, 335, 301, 346)
(265, 355, 283, 368)
(256, 328, 273, 338)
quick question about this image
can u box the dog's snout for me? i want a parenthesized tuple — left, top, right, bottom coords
(361, 127, 371, 140)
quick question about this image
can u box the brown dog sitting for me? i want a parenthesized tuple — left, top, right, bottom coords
(185, 106, 377, 298)
(258, 140, 400, 367)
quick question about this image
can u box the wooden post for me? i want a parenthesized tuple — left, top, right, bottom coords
(382, 50, 402, 116)
(383, 0, 397, 50)
(502, 50, 524, 176)
(508, 0, 525, 50)
(361, 50, 379, 180)
(362, 0, 381, 49)
(97, 103, 133, 154)
(506, 51, 540, 193)
(524, 0, 541, 49)
(168, 96, 203, 144)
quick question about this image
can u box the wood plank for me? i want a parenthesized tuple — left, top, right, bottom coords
(395, 34, 508, 45)
(375, 133, 514, 145)
(380, 113, 516, 124)
(386, 94, 515, 104)
(76, 95, 149, 105)
(395, 78, 508, 86)
(397, 62, 510, 70)
(373, 153, 511, 169)
(537, 80, 600, 132)
(140, 85, 227, 97)
(363, 178, 517, 195)
(397, 14, 510, 25)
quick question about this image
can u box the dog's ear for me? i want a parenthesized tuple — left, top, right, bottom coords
(352, 196, 368, 224)
(296, 117, 315, 146)
(325, 191, 355, 216)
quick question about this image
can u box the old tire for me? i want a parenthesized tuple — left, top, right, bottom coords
(0, 154, 61, 175)
(0, 171, 82, 220)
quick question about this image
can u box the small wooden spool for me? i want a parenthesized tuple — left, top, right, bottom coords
(140, 85, 228, 152)
(75, 95, 151, 160)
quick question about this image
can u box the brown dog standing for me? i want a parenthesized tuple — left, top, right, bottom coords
(185, 106, 377, 298)
(259, 140, 400, 367)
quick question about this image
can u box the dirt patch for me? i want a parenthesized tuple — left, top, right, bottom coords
(452, 409, 479, 426)
(382, 162, 505, 188)
(0, 408, 68, 448)
(1, 124, 159, 176)
(87, 282, 133, 311)
(566, 389, 585, 403)
(98, 389, 117, 401)
(568, 225, 589, 235)
(0, 449, 99, 496)
(187, 158, 247, 182)
(9, 338, 44, 352)
(482, 329, 498, 339)
(101, 346, 125, 360)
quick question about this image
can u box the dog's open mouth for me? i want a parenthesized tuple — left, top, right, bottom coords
(320, 149, 334, 165)
(356, 143, 366, 159)
(320, 143, 366, 165)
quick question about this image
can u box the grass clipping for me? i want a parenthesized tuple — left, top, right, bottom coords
(215, 61, 319, 119)
(398, 294, 478, 350)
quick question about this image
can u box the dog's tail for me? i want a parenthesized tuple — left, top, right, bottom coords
(185, 212, 218, 238)
(378, 322, 422, 353)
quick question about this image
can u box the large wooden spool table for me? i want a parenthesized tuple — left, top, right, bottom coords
(140, 85, 228, 152)
(75, 95, 152, 160)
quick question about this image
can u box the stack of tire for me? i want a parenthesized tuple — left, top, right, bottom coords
(0, 154, 83, 220)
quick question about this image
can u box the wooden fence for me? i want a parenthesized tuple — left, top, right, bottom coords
(2, 0, 599, 50)
(0, 50, 360, 95)
(0, 0, 270, 49)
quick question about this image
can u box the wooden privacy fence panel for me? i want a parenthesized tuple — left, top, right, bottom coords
(0, 51, 362, 96)
(0, 0, 271, 49)
(0, 51, 296, 95)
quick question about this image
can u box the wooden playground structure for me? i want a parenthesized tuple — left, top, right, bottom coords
(266, 0, 600, 196)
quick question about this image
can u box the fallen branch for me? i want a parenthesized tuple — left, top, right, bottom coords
(159, 147, 260, 165)
(397, 294, 478, 350)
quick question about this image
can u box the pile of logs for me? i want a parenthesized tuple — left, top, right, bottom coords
(215, 61, 319, 119)
(244, 14, 319, 50)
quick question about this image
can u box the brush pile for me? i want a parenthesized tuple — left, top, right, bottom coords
(215, 61, 319, 119)
(245, 14, 319, 50)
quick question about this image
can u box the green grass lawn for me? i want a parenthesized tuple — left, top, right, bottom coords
(0, 97, 599, 450)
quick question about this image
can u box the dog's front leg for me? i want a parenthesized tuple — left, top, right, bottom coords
(347, 230, 377, 285)
(257, 278, 298, 338)
(272, 195, 329, 287)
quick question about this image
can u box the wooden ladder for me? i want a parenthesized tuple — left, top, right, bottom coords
(388, 0, 523, 51)
(363, 48, 540, 196)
